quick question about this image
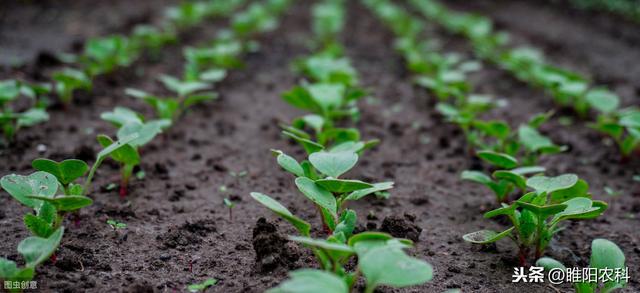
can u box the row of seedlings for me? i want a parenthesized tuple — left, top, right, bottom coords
(0, 0, 247, 146)
(365, 1, 627, 291)
(408, 0, 640, 159)
(251, 0, 434, 292)
(0, 1, 294, 290)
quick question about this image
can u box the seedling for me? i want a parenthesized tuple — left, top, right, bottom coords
(537, 238, 627, 292)
(0, 80, 50, 143)
(462, 154, 546, 203)
(187, 278, 217, 293)
(0, 228, 64, 292)
(312, 0, 345, 48)
(463, 174, 607, 265)
(125, 75, 216, 122)
(52, 68, 92, 105)
(131, 25, 176, 57)
(81, 35, 139, 76)
(591, 107, 640, 158)
(223, 198, 236, 221)
(107, 219, 127, 230)
(266, 232, 433, 293)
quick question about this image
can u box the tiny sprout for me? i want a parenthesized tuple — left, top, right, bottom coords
(52, 68, 92, 106)
(107, 219, 127, 230)
(223, 198, 236, 221)
(187, 278, 217, 293)
(219, 185, 228, 193)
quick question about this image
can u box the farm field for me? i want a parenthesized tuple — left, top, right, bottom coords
(0, 0, 638, 292)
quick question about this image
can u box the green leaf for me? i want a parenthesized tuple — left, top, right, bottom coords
(585, 88, 619, 114)
(550, 179, 590, 203)
(526, 174, 578, 194)
(97, 135, 140, 165)
(590, 239, 626, 291)
(477, 150, 518, 169)
(307, 83, 345, 111)
(282, 131, 324, 154)
(184, 92, 218, 108)
(267, 269, 349, 293)
(309, 151, 358, 178)
(17, 108, 49, 128)
(250, 192, 311, 237)
(18, 227, 64, 268)
(518, 125, 563, 153)
(31, 159, 89, 186)
(315, 178, 372, 193)
(493, 170, 526, 189)
(0, 259, 34, 283)
(199, 68, 227, 82)
(272, 149, 305, 177)
(23, 214, 54, 238)
(551, 198, 606, 225)
(294, 177, 337, 216)
(462, 227, 514, 244)
(461, 170, 492, 185)
(289, 236, 354, 261)
(1, 171, 59, 208)
(360, 244, 433, 289)
(536, 257, 566, 270)
(158, 74, 210, 97)
(187, 278, 217, 292)
(117, 121, 168, 147)
(100, 106, 143, 127)
(344, 181, 394, 201)
(282, 86, 322, 113)
(334, 209, 356, 238)
(27, 195, 93, 212)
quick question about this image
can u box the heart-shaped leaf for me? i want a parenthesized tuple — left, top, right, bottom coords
(526, 174, 578, 194)
(18, 227, 64, 268)
(250, 192, 311, 237)
(360, 244, 433, 289)
(477, 150, 518, 169)
(307, 83, 345, 111)
(289, 236, 354, 261)
(549, 179, 589, 203)
(1, 171, 59, 208)
(32, 159, 88, 186)
(267, 269, 348, 293)
(309, 151, 358, 178)
(462, 227, 514, 244)
(315, 178, 372, 193)
(590, 239, 626, 291)
(295, 177, 337, 216)
(117, 120, 169, 147)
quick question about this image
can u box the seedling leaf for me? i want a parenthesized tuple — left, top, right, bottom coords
(315, 178, 372, 193)
(309, 151, 358, 178)
(250, 192, 311, 236)
(294, 177, 337, 216)
(477, 150, 518, 169)
(462, 227, 514, 244)
(31, 159, 89, 186)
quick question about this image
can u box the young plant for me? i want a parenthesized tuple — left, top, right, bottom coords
(537, 238, 627, 293)
(312, 0, 345, 48)
(461, 151, 546, 203)
(126, 75, 216, 122)
(0, 80, 50, 143)
(107, 219, 127, 230)
(591, 107, 640, 158)
(52, 68, 92, 106)
(463, 174, 608, 265)
(81, 35, 139, 76)
(96, 124, 162, 198)
(223, 198, 236, 221)
(0, 228, 64, 292)
(187, 278, 217, 293)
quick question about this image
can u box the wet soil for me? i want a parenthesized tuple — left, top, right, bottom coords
(0, 0, 638, 292)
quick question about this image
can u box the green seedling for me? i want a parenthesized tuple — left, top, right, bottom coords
(230, 0, 290, 39)
(591, 107, 640, 158)
(0, 80, 50, 143)
(131, 25, 177, 57)
(266, 232, 433, 293)
(282, 82, 365, 124)
(0, 228, 64, 293)
(107, 219, 127, 230)
(183, 38, 243, 80)
(126, 75, 216, 122)
(101, 107, 170, 195)
(537, 238, 627, 292)
(463, 174, 607, 265)
(312, 0, 345, 48)
(52, 68, 92, 105)
(223, 198, 236, 221)
(295, 53, 359, 88)
(81, 35, 139, 76)
(462, 155, 546, 203)
(187, 278, 217, 293)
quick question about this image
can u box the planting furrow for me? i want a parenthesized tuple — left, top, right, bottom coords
(408, 0, 640, 159)
(250, 0, 434, 291)
(0, 0, 294, 290)
(0, 0, 247, 146)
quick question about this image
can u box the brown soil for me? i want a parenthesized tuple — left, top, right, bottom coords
(1, 0, 638, 292)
